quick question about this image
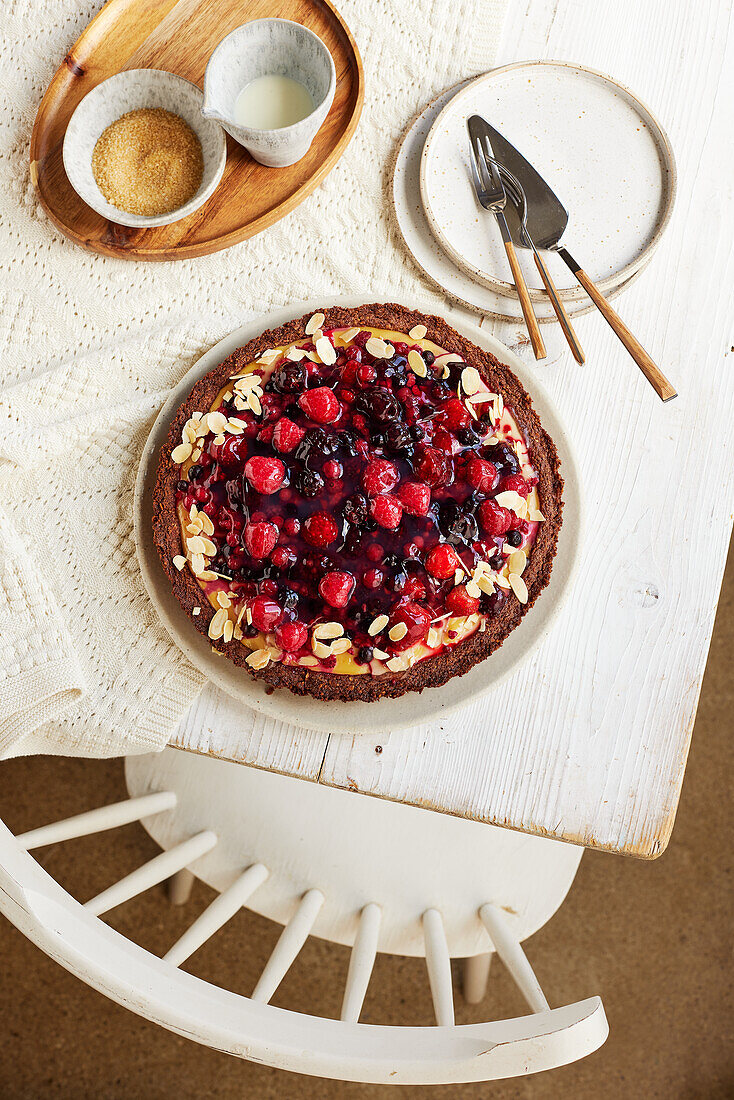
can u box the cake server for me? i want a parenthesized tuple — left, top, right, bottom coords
(479, 119, 676, 401)
(467, 117, 546, 360)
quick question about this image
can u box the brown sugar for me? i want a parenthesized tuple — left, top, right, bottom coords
(91, 108, 204, 217)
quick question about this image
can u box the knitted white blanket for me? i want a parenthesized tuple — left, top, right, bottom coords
(0, 0, 508, 758)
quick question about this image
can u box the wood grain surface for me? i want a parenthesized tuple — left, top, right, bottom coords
(30, 0, 364, 260)
(171, 0, 734, 859)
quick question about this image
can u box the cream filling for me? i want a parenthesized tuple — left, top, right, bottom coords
(172, 324, 545, 676)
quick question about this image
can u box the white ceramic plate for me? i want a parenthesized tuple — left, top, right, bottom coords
(134, 298, 582, 734)
(420, 61, 676, 301)
(392, 79, 644, 322)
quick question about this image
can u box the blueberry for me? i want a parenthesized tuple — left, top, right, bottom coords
(488, 553, 504, 571)
(423, 350, 435, 366)
(176, 480, 189, 493)
(187, 464, 203, 482)
(506, 530, 523, 548)
(383, 421, 413, 453)
(357, 645, 374, 664)
(438, 501, 478, 545)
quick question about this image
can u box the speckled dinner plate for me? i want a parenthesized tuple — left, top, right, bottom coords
(420, 62, 676, 302)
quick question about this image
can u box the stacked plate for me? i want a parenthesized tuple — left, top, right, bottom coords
(393, 62, 676, 323)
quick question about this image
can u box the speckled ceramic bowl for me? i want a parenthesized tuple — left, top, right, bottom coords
(203, 19, 336, 168)
(62, 69, 227, 228)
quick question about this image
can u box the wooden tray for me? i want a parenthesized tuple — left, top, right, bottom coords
(30, 0, 364, 261)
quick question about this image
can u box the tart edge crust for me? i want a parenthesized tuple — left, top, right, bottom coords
(151, 302, 564, 701)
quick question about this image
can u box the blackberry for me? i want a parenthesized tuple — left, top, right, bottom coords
(294, 469, 325, 498)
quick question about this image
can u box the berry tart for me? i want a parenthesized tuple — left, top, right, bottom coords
(152, 303, 562, 701)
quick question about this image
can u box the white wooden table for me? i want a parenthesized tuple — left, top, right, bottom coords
(171, 0, 734, 858)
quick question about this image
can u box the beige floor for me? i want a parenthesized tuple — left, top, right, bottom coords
(0, 543, 732, 1099)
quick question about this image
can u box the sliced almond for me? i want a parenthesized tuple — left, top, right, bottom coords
(508, 549, 527, 575)
(223, 619, 234, 643)
(368, 614, 389, 636)
(365, 336, 393, 359)
(312, 639, 332, 659)
(247, 392, 263, 416)
(246, 647, 271, 669)
(186, 535, 207, 555)
(208, 607, 228, 640)
(330, 638, 352, 655)
(494, 490, 526, 515)
(256, 349, 280, 366)
(372, 648, 390, 661)
(527, 508, 546, 522)
(306, 312, 325, 335)
(172, 555, 187, 571)
(286, 346, 308, 361)
(200, 537, 217, 556)
(495, 572, 511, 589)
(387, 655, 410, 672)
(388, 622, 408, 642)
(300, 655, 319, 667)
(193, 606, 201, 616)
(467, 391, 494, 405)
(453, 566, 465, 585)
(477, 574, 495, 595)
(199, 513, 214, 536)
(190, 553, 206, 576)
(465, 580, 482, 599)
(408, 349, 427, 377)
(427, 627, 441, 648)
(183, 422, 197, 444)
(460, 366, 482, 395)
(199, 570, 218, 582)
(226, 419, 244, 435)
(408, 324, 427, 341)
(315, 335, 337, 365)
(194, 415, 210, 438)
(171, 442, 193, 464)
(216, 591, 231, 609)
(233, 624, 244, 640)
(508, 573, 529, 604)
(339, 327, 361, 343)
(207, 411, 228, 435)
(313, 621, 344, 640)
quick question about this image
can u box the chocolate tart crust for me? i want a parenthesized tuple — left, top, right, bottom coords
(152, 303, 564, 701)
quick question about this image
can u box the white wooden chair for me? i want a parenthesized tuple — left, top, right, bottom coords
(0, 748, 607, 1085)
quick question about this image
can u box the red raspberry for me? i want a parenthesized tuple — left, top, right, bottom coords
(425, 543, 461, 579)
(414, 445, 452, 487)
(298, 386, 340, 424)
(446, 585, 481, 616)
(389, 601, 431, 651)
(284, 517, 301, 536)
(370, 493, 403, 529)
(441, 398, 471, 431)
(256, 424, 275, 445)
(362, 458, 399, 495)
(272, 417, 305, 453)
(249, 595, 283, 631)
(499, 473, 530, 497)
(244, 455, 286, 494)
(259, 579, 278, 596)
(432, 427, 458, 455)
(465, 457, 498, 493)
(363, 567, 384, 589)
(275, 621, 308, 651)
(479, 500, 513, 536)
(319, 570, 355, 608)
(303, 511, 339, 547)
(366, 542, 383, 562)
(396, 481, 431, 517)
(244, 521, 278, 559)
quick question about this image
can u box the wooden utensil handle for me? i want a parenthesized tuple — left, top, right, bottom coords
(558, 249, 677, 401)
(532, 252, 585, 365)
(503, 240, 547, 360)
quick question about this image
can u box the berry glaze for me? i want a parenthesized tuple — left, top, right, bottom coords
(170, 322, 546, 678)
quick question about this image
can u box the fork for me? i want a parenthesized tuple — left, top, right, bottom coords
(490, 156, 585, 365)
(468, 134, 546, 360)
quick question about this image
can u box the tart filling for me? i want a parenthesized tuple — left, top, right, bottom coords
(168, 319, 546, 677)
